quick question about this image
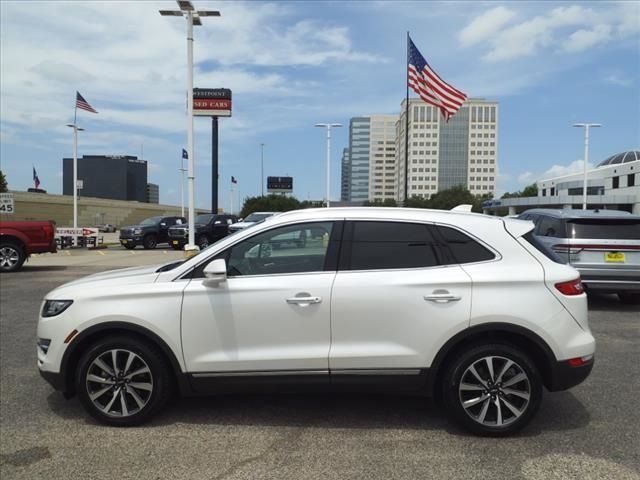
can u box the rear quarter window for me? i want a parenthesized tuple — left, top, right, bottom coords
(435, 226, 496, 264)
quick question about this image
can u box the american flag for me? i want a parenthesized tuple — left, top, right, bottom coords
(33, 166, 40, 189)
(76, 91, 98, 114)
(407, 36, 467, 121)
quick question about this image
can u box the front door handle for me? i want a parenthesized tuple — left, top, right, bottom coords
(286, 294, 322, 306)
(424, 292, 461, 303)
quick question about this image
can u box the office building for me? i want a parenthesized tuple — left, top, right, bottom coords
(342, 115, 398, 202)
(146, 183, 159, 204)
(63, 155, 148, 202)
(340, 148, 351, 201)
(396, 98, 498, 201)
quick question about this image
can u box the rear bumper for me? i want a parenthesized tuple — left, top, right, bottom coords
(547, 357, 594, 392)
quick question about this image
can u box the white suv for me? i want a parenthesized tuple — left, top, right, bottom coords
(37, 208, 595, 435)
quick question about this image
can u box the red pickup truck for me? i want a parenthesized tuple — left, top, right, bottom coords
(0, 220, 57, 272)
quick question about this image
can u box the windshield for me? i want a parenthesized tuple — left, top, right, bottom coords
(244, 213, 273, 223)
(140, 216, 163, 225)
(195, 214, 215, 224)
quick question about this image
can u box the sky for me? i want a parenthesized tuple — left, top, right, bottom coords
(1, 0, 639, 212)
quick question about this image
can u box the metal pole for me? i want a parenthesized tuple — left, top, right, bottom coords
(186, 10, 195, 248)
(73, 126, 78, 229)
(230, 185, 233, 214)
(404, 32, 410, 203)
(582, 125, 589, 210)
(326, 126, 331, 208)
(180, 157, 185, 218)
(212, 116, 219, 213)
(260, 143, 264, 197)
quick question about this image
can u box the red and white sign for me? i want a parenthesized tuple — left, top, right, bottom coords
(56, 227, 98, 237)
(193, 98, 232, 117)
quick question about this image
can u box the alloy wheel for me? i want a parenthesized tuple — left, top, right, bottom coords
(0, 246, 20, 270)
(85, 349, 154, 418)
(458, 355, 531, 428)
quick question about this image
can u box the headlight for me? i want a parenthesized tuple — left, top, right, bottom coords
(133, 228, 142, 235)
(42, 300, 73, 317)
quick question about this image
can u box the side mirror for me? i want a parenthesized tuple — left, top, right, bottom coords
(203, 258, 227, 285)
(214, 220, 222, 225)
(160, 222, 167, 227)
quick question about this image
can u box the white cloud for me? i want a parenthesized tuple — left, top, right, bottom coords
(517, 171, 535, 184)
(563, 24, 612, 52)
(604, 72, 633, 87)
(459, 6, 516, 47)
(460, 4, 635, 63)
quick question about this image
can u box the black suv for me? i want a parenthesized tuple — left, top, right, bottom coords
(168, 214, 238, 250)
(119, 216, 186, 250)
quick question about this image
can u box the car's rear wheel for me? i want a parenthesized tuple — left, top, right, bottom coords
(143, 234, 157, 250)
(0, 242, 26, 273)
(442, 343, 542, 436)
(618, 292, 640, 305)
(75, 336, 172, 426)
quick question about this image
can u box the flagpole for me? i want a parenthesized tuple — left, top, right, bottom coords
(404, 31, 410, 204)
(179, 155, 185, 217)
(230, 184, 233, 215)
(73, 124, 78, 229)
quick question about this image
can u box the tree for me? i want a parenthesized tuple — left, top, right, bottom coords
(501, 183, 537, 199)
(363, 198, 397, 207)
(239, 195, 301, 218)
(0, 170, 7, 193)
(428, 185, 476, 211)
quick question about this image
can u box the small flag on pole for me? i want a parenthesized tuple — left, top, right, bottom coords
(76, 92, 98, 114)
(231, 176, 238, 184)
(33, 167, 40, 189)
(407, 35, 467, 121)
(182, 148, 188, 159)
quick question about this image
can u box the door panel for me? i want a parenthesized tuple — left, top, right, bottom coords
(330, 266, 472, 370)
(181, 273, 335, 372)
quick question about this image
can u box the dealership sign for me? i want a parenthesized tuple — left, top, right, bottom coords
(193, 88, 232, 117)
(267, 176, 293, 193)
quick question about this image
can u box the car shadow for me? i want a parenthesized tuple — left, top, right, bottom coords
(587, 292, 640, 312)
(47, 389, 590, 437)
(17, 266, 69, 272)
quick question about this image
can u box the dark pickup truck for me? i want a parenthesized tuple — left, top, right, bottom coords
(168, 213, 238, 250)
(0, 220, 57, 272)
(119, 216, 186, 250)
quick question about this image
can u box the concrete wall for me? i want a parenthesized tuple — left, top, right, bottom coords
(0, 191, 208, 227)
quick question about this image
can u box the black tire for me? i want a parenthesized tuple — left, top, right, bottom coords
(196, 235, 209, 250)
(143, 234, 157, 250)
(441, 343, 542, 436)
(123, 244, 136, 250)
(618, 292, 640, 305)
(0, 241, 26, 273)
(75, 335, 172, 427)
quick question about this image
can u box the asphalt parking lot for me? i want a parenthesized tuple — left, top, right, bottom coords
(1, 251, 639, 480)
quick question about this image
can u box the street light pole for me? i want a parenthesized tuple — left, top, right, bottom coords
(160, 1, 220, 252)
(573, 123, 601, 210)
(260, 143, 265, 197)
(66, 124, 84, 229)
(315, 123, 342, 207)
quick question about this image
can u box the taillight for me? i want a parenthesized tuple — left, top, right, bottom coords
(552, 244, 583, 255)
(42, 224, 54, 237)
(555, 278, 585, 296)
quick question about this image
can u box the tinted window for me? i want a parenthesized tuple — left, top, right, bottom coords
(348, 222, 439, 270)
(436, 226, 495, 263)
(140, 216, 162, 225)
(567, 219, 640, 240)
(195, 214, 215, 224)
(225, 222, 334, 276)
(522, 232, 566, 264)
(535, 217, 565, 238)
(244, 213, 273, 222)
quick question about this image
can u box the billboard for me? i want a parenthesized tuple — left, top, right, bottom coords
(193, 88, 232, 117)
(267, 176, 293, 193)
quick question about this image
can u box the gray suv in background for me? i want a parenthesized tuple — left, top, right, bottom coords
(519, 209, 640, 304)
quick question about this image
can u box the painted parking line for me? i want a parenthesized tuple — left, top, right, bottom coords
(96, 251, 105, 256)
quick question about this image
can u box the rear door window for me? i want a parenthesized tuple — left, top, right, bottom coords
(567, 219, 640, 240)
(345, 221, 440, 270)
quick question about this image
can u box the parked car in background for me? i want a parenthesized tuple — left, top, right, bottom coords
(519, 209, 640, 304)
(37, 207, 595, 435)
(119, 216, 186, 250)
(96, 224, 116, 233)
(228, 212, 277, 233)
(168, 214, 238, 250)
(0, 220, 57, 272)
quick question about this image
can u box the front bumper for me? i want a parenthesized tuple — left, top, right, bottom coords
(547, 357, 594, 392)
(39, 369, 65, 392)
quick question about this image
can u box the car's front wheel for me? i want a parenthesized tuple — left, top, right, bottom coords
(442, 343, 542, 436)
(75, 336, 172, 426)
(196, 235, 209, 250)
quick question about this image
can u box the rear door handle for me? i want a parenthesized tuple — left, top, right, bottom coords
(424, 293, 461, 303)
